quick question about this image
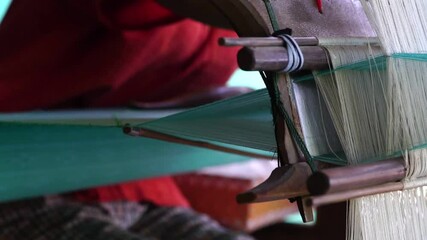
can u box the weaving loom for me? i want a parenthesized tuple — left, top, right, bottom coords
(131, 0, 427, 239)
(1, 0, 427, 239)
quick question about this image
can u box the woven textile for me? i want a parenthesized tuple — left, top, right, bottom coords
(0, 197, 253, 240)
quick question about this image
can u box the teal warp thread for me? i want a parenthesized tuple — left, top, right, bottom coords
(271, 73, 316, 170)
(263, 0, 280, 32)
(260, 71, 286, 166)
(260, 71, 316, 170)
(0, 121, 251, 202)
(293, 56, 388, 83)
(260, 1, 316, 171)
(135, 88, 276, 154)
(273, 73, 316, 171)
(259, 1, 284, 166)
(293, 54, 427, 84)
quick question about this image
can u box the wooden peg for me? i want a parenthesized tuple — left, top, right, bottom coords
(236, 162, 312, 203)
(297, 196, 314, 223)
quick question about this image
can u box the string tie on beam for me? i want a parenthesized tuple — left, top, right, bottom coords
(275, 34, 304, 73)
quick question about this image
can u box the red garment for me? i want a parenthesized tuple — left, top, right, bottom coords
(73, 177, 190, 207)
(0, 0, 238, 110)
(0, 0, 238, 206)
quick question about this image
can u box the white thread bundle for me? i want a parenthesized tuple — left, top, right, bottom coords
(352, 2, 427, 239)
(315, 45, 386, 163)
(359, 0, 427, 55)
(350, 184, 427, 240)
(310, 1, 427, 239)
(139, 89, 277, 152)
(315, 45, 427, 240)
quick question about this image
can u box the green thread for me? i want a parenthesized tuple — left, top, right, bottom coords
(260, 71, 317, 170)
(271, 73, 317, 170)
(293, 54, 427, 84)
(259, 71, 286, 166)
(0, 121, 251, 202)
(392, 53, 427, 61)
(263, 0, 280, 32)
(260, 0, 317, 171)
(312, 142, 427, 166)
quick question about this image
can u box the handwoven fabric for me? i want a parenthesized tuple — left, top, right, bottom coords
(0, 197, 253, 240)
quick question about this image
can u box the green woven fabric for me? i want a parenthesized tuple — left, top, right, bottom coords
(139, 89, 276, 154)
(0, 121, 251, 202)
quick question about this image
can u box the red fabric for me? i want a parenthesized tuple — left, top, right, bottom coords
(0, 0, 238, 111)
(73, 177, 190, 207)
(0, 0, 238, 206)
(96, 0, 181, 29)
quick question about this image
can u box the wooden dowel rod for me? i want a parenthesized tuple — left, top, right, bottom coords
(220, 37, 379, 47)
(237, 46, 329, 71)
(122, 125, 271, 159)
(219, 37, 318, 47)
(307, 176, 427, 207)
(319, 37, 379, 46)
(307, 157, 406, 195)
(307, 182, 404, 207)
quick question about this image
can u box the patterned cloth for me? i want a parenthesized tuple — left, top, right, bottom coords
(0, 197, 254, 240)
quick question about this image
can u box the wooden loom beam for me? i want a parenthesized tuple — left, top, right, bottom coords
(306, 182, 404, 207)
(307, 157, 406, 195)
(237, 46, 329, 71)
(148, 0, 401, 217)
